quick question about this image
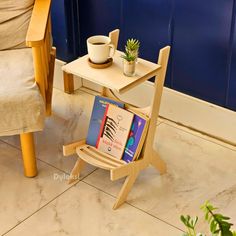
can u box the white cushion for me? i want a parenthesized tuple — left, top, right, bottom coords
(0, 48, 45, 136)
(0, 0, 35, 50)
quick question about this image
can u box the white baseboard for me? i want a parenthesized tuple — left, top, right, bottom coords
(54, 59, 236, 145)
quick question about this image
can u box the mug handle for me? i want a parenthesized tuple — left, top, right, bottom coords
(108, 44, 115, 58)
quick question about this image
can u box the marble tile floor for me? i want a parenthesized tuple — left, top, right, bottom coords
(0, 88, 236, 236)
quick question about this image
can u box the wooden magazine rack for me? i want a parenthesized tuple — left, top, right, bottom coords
(62, 29, 170, 209)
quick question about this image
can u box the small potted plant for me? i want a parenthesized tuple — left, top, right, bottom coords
(121, 38, 140, 77)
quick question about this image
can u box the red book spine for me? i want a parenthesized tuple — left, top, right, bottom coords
(96, 104, 109, 148)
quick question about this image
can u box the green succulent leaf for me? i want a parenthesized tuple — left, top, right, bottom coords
(121, 51, 136, 62)
(126, 38, 140, 51)
(121, 38, 140, 61)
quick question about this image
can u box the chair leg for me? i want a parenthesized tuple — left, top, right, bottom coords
(113, 171, 139, 210)
(20, 133, 37, 177)
(150, 149, 167, 175)
(68, 158, 86, 184)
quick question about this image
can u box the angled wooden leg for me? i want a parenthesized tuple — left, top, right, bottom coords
(63, 71, 74, 94)
(150, 149, 166, 174)
(113, 171, 139, 210)
(20, 133, 37, 177)
(68, 158, 86, 184)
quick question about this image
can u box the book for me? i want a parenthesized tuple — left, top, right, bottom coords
(86, 96, 124, 146)
(122, 112, 149, 163)
(96, 104, 134, 159)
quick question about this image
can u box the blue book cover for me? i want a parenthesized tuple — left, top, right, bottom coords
(86, 96, 124, 146)
(122, 114, 147, 163)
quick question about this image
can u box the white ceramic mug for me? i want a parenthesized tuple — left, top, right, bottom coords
(87, 35, 115, 64)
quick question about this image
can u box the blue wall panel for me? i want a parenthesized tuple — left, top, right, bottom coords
(122, 0, 172, 84)
(51, 0, 67, 60)
(51, 0, 80, 62)
(226, 2, 236, 110)
(78, 0, 121, 56)
(171, 0, 233, 106)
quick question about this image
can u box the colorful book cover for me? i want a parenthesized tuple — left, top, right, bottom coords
(96, 104, 134, 159)
(86, 96, 124, 146)
(122, 114, 148, 163)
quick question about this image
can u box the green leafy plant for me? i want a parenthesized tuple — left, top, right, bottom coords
(121, 38, 140, 62)
(181, 201, 236, 236)
(126, 38, 140, 51)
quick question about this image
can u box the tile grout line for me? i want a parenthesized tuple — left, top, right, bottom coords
(1, 168, 98, 236)
(0, 138, 79, 177)
(0, 138, 71, 176)
(159, 120, 236, 153)
(36, 158, 71, 175)
(160, 116, 236, 149)
(0, 139, 21, 151)
(81, 179, 184, 233)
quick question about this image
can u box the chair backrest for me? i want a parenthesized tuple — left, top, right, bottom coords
(0, 0, 35, 50)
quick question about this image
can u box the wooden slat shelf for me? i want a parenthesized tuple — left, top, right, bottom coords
(76, 145, 126, 170)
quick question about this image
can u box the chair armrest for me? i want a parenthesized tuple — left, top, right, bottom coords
(26, 0, 51, 47)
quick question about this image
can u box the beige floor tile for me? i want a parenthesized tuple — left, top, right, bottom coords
(83, 122, 236, 233)
(5, 182, 182, 236)
(0, 141, 74, 235)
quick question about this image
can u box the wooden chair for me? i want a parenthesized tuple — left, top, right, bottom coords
(0, 0, 55, 177)
(63, 29, 170, 209)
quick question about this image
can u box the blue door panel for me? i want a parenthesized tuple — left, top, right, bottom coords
(51, 0, 67, 60)
(171, 0, 233, 106)
(227, 5, 236, 110)
(122, 0, 172, 84)
(78, 0, 121, 56)
(51, 0, 80, 62)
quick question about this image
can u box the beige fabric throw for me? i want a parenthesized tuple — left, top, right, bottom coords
(0, 48, 45, 136)
(0, 0, 35, 50)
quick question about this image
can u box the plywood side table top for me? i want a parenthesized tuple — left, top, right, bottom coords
(62, 50, 161, 94)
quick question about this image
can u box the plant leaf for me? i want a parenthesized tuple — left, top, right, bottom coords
(182, 233, 188, 236)
(210, 219, 217, 233)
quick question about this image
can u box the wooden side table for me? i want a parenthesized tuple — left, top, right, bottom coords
(62, 31, 170, 209)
